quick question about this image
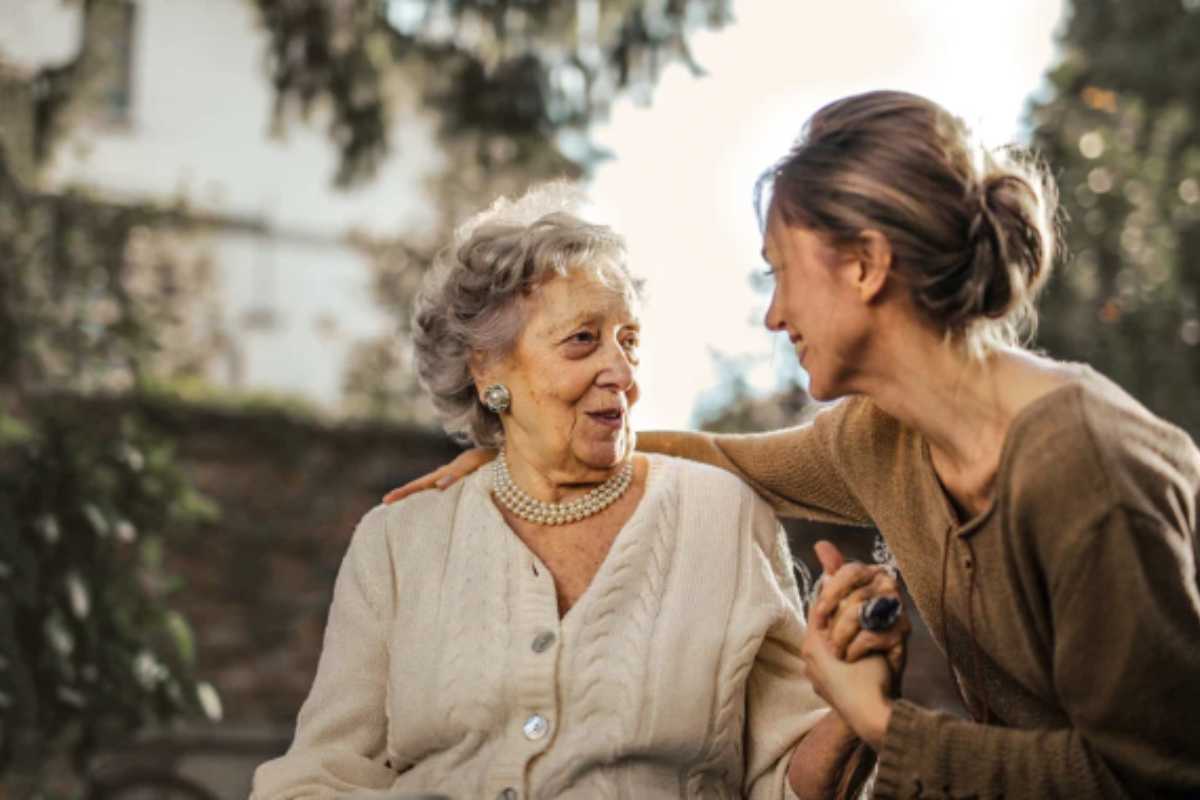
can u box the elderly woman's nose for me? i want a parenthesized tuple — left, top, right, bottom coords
(597, 342, 636, 389)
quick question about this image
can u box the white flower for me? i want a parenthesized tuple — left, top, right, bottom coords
(66, 572, 91, 619)
(133, 651, 168, 689)
(114, 519, 138, 543)
(119, 443, 146, 472)
(82, 504, 110, 537)
(37, 514, 61, 545)
(196, 682, 223, 721)
(45, 617, 74, 656)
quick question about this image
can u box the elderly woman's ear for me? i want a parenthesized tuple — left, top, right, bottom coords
(469, 351, 511, 414)
(467, 350, 488, 389)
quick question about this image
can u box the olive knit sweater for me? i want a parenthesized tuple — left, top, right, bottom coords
(646, 367, 1200, 798)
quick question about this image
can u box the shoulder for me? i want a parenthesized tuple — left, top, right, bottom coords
(655, 451, 753, 491)
(1004, 369, 1200, 549)
(651, 452, 767, 511)
(648, 453, 784, 548)
(352, 477, 479, 560)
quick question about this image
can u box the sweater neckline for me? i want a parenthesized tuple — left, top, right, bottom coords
(919, 364, 1093, 537)
(466, 453, 671, 623)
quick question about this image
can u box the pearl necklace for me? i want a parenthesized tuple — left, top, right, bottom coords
(492, 451, 634, 525)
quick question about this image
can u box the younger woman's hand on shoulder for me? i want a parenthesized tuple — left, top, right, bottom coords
(382, 448, 496, 503)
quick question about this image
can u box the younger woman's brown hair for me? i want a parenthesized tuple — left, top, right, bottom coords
(757, 90, 1060, 354)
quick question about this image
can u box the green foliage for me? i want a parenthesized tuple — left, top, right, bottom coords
(1030, 0, 1200, 438)
(251, 0, 733, 184)
(0, 149, 219, 788)
(0, 402, 219, 782)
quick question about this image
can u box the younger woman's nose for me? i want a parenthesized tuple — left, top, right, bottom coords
(764, 290, 786, 332)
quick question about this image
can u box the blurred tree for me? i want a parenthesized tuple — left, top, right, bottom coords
(693, 350, 814, 434)
(340, 234, 440, 423)
(251, 0, 734, 185)
(1030, 0, 1200, 438)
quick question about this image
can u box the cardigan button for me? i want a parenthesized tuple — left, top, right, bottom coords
(522, 713, 549, 740)
(531, 631, 556, 653)
(497, 789, 518, 800)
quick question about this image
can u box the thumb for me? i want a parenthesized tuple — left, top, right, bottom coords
(813, 539, 845, 576)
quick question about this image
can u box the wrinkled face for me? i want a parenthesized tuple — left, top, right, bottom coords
(484, 267, 641, 477)
(761, 210, 869, 401)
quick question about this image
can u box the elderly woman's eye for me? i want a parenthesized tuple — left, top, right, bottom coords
(567, 331, 597, 345)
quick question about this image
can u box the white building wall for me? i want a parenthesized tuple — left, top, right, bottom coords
(0, 0, 445, 410)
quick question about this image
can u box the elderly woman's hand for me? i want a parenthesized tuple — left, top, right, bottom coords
(382, 448, 496, 504)
(809, 540, 910, 687)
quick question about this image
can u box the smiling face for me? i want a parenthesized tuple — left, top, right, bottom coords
(761, 209, 873, 401)
(478, 266, 641, 485)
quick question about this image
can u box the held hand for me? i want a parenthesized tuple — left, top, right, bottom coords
(810, 540, 910, 687)
(381, 448, 496, 504)
(801, 610, 893, 750)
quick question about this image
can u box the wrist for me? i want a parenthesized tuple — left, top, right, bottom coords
(858, 697, 893, 750)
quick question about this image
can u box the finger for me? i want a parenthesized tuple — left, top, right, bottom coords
(844, 630, 896, 663)
(811, 563, 883, 628)
(887, 643, 906, 682)
(883, 639, 909, 695)
(813, 540, 845, 575)
(382, 472, 442, 504)
(458, 448, 497, 475)
(868, 567, 901, 596)
(802, 619, 835, 665)
(844, 620, 907, 660)
(828, 600, 867, 658)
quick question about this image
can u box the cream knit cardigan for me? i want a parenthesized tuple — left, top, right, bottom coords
(252, 454, 827, 799)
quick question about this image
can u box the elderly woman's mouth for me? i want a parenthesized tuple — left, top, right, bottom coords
(586, 408, 626, 429)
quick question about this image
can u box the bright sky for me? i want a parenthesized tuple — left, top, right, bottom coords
(585, 0, 1065, 429)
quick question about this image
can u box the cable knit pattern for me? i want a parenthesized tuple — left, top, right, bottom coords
(542, 475, 679, 799)
(251, 454, 828, 800)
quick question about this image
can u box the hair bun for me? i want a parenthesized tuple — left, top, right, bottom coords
(966, 169, 1056, 322)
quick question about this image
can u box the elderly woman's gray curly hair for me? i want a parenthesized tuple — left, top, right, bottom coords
(413, 182, 644, 447)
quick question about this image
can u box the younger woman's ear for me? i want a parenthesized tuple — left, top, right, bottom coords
(853, 230, 893, 303)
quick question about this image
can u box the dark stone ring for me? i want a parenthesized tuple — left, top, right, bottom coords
(859, 595, 902, 632)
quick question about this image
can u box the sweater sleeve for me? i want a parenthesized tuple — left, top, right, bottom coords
(874, 504, 1200, 799)
(741, 498, 833, 799)
(640, 400, 873, 526)
(251, 506, 398, 800)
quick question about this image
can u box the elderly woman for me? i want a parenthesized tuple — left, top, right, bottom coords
(387, 92, 1200, 799)
(251, 186, 906, 800)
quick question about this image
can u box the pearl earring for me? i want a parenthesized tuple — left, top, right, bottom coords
(482, 384, 511, 414)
